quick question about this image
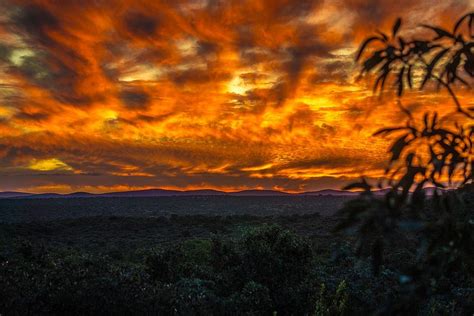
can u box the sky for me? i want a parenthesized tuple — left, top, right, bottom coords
(0, 0, 473, 193)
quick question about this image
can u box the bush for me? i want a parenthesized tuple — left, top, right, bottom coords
(143, 224, 317, 314)
(174, 278, 218, 315)
(225, 281, 274, 315)
(237, 224, 316, 313)
(314, 280, 349, 316)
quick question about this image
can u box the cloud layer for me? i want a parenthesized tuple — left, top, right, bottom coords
(0, 0, 472, 193)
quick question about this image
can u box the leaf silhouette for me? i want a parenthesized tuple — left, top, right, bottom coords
(397, 66, 406, 96)
(464, 50, 474, 76)
(389, 134, 410, 162)
(392, 18, 402, 38)
(423, 113, 429, 129)
(355, 37, 383, 61)
(373, 64, 390, 93)
(362, 52, 384, 72)
(431, 112, 438, 129)
(421, 25, 454, 39)
(406, 64, 413, 89)
(446, 53, 462, 83)
(398, 37, 406, 50)
(376, 30, 389, 42)
(421, 48, 450, 89)
(373, 127, 408, 136)
(453, 13, 474, 35)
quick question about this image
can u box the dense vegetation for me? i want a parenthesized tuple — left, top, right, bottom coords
(0, 209, 472, 315)
(0, 214, 348, 315)
(0, 195, 349, 223)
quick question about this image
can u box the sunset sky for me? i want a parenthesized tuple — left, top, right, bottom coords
(0, 0, 473, 193)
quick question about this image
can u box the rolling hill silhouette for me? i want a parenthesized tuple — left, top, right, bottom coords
(0, 187, 439, 199)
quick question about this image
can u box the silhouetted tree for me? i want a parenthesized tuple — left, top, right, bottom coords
(337, 13, 474, 313)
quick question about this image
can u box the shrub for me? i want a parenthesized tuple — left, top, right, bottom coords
(174, 278, 218, 315)
(237, 224, 316, 314)
(225, 281, 274, 315)
(314, 280, 349, 316)
(239, 224, 313, 287)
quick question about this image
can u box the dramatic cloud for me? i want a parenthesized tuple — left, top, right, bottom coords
(0, 0, 472, 193)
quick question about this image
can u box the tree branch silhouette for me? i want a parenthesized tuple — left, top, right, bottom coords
(336, 13, 474, 313)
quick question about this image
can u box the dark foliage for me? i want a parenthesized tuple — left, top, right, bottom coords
(339, 12, 474, 314)
(1, 209, 472, 315)
(356, 13, 474, 117)
(144, 224, 318, 315)
(0, 224, 322, 315)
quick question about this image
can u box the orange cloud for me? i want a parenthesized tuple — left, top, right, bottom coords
(0, 0, 472, 193)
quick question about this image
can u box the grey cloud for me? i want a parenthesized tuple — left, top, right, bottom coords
(124, 12, 159, 37)
(120, 89, 151, 110)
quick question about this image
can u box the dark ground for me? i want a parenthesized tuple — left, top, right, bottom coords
(0, 196, 349, 223)
(1, 196, 471, 314)
(0, 196, 346, 254)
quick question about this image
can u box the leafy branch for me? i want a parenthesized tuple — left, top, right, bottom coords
(336, 13, 474, 311)
(356, 13, 474, 117)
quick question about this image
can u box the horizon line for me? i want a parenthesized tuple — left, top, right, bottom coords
(0, 187, 357, 195)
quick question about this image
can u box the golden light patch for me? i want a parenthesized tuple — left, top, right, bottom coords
(118, 65, 164, 82)
(227, 75, 249, 95)
(101, 109, 118, 121)
(297, 97, 334, 110)
(9, 48, 35, 66)
(241, 163, 274, 172)
(176, 38, 199, 56)
(28, 159, 73, 172)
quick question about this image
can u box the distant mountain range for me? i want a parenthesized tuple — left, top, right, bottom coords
(0, 188, 361, 199)
(0, 187, 443, 199)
